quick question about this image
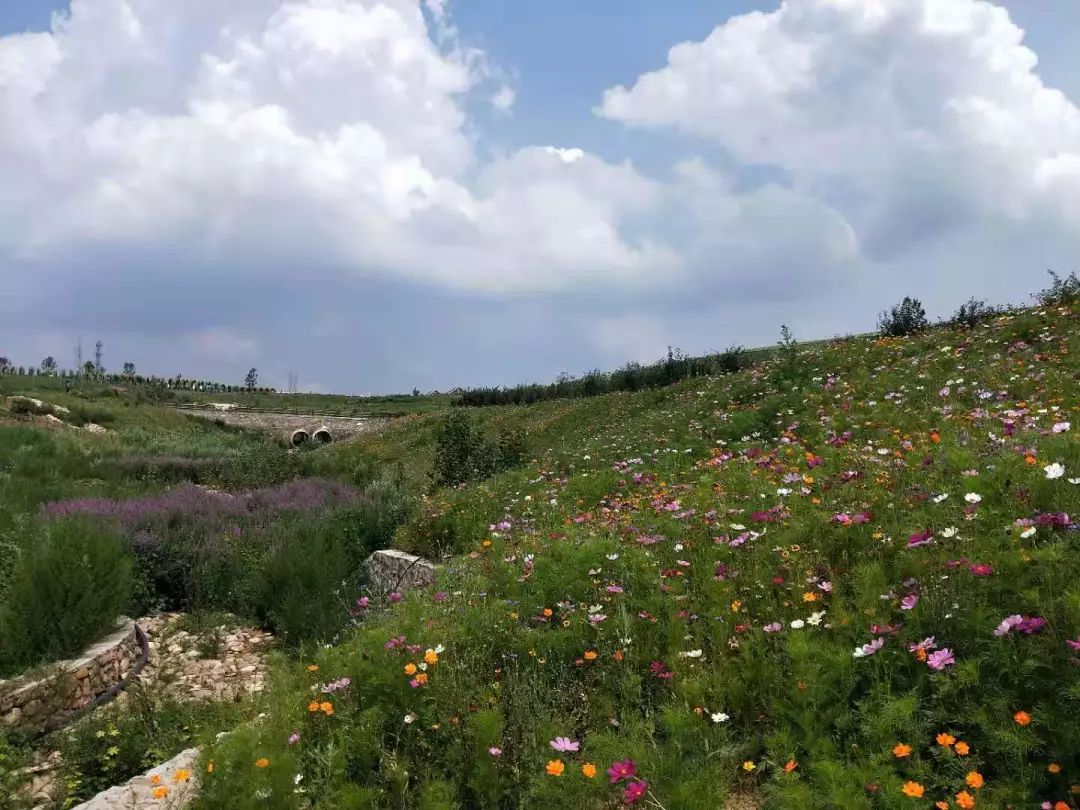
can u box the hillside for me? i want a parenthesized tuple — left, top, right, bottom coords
(1, 302, 1078, 809)
(203, 303, 1079, 809)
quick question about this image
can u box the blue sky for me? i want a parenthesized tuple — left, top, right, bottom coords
(1, 1, 1079, 392)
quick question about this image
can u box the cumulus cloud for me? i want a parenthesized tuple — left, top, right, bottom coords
(599, 0, 1080, 258)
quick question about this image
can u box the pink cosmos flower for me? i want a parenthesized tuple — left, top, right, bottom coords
(1066, 639, 1080, 652)
(550, 737, 580, 753)
(623, 780, 649, 804)
(854, 637, 884, 658)
(607, 759, 637, 783)
(969, 563, 993, 576)
(926, 648, 955, 670)
(386, 591, 404, 603)
(649, 660, 674, 679)
(994, 615, 1023, 636)
(900, 593, 919, 611)
(906, 529, 934, 548)
(607, 584, 624, 594)
(288, 732, 300, 745)
(909, 636, 937, 653)
(763, 622, 783, 633)
(488, 747, 502, 757)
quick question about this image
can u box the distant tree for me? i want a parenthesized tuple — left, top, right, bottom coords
(1035, 270, 1080, 306)
(40, 356, 57, 374)
(0, 356, 9, 373)
(82, 360, 97, 377)
(244, 368, 259, 391)
(122, 362, 136, 376)
(412, 388, 421, 397)
(94, 340, 104, 373)
(878, 297, 928, 337)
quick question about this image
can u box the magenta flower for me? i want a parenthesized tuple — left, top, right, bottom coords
(550, 737, 580, 753)
(906, 529, 934, 548)
(623, 780, 649, 804)
(287, 732, 300, 745)
(926, 648, 955, 670)
(386, 591, 404, 604)
(488, 747, 502, 757)
(900, 593, 919, 611)
(1067, 639, 1080, 652)
(1018, 616, 1047, 634)
(969, 563, 993, 576)
(607, 759, 637, 783)
(649, 660, 674, 679)
(607, 584, 624, 594)
(994, 614, 1024, 636)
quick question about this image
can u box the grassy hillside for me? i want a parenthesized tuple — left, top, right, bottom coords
(190, 303, 1079, 809)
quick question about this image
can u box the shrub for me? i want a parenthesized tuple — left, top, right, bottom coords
(433, 411, 523, 488)
(1034, 269, 1080, 306)
(950, 297, 1001, 328)
(0, 519, 132, 676)
(877, 296, 928, 336)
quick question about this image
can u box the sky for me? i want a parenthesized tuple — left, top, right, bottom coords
(1, 0, 1079, 394)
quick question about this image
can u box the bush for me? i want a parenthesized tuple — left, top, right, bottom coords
(0, 519, 132, 676)
(433, 411, 525, 488)
(1034, 270, 1080, 306)
(950, 297, 1001, 328)
(878, 296, 929, 337)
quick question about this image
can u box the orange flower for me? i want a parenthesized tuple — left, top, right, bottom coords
(306, 664, 319, 672)
(152, 786, 170, 800)
(955, 741, 970, 756)
(893, 743, 912, 758)
(546, 759, 565, 776)
(612, 650, 624, 661)
(902, 781, 925, 798)
(424, 650, 439, 665)
(783, 759, 798, 773)
(955, 790, 975, 809)
(930, 431, 941, 444)
(206, 761, 214, 774)
(308, 700, 320, 712)
(404, 663, 417, 676)
(172, 769, 191, 784)
(1014, 710, 1032, 726)
(581, 763, 597, 778)
(965, 772, 984, 789)
(542, 608, 553, 617)
(936, 732, 956, 747)
(802, 592, 818, 603)
(936, 803, 950, 810)
(1054, 803, 1069, 810)
(320, 701, 334, 716)
(1048, 763, 1061, 774)
(415, 672, 428, 685)
(583, 650, 598, 661)
(150, 775, 162, 786)
(255, 757, 270, 768)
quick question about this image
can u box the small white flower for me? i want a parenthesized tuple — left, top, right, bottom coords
(776, 487, 792, 497)
(710, 712, 730, 724)
(679, 649, 703, 659)
(790, 619, 806, 629)
(963, 493, 982, 504)
(606, 553, 619, 561)
(294, 774, 304, 785)
(805, 612, 826, 626)
(1020, 526, 1037, 539)
(1068, 477, 1080, 485)
(404, 712, 417, 724)
(940, 527, 959, 538)
(1052, 421, 1070, 433)
(674, 543, 684, 551)
(1044, 462, 1065, 480)
(729, 523, 746, 531)
(932, 493, 949, 504)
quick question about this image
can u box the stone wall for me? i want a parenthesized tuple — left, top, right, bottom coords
(365, 549, 437, 595)
(0, 621, 146, 733)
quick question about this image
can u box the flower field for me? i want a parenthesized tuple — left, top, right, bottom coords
(191, 303, 1079, 808)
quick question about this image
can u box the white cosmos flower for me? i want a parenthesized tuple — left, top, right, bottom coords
(806, 612, 826, 626)
(1044, 462, 1065, 480)
(1020, 526, 1037, 538)
(679, 649, 703, 659)
(606, 553, 619, 561)
(940, 527, 959, 538)
(1068, 477, 1080, 485)
(790, 619, 806, 629)
(776, 488, 792, 496)
(404, 713, 417, 724)
(964, 493, 982, 503)
(932, 494, 949, 503)
(710, 712, 730, 724)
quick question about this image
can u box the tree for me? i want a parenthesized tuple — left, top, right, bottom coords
(40, 356, 57, 374)
(0, 357, 9, 373)
(122, 362, 136, 376)
(82, 360, 96, 377)
(244, 368, 259, 391)
(878, 297, 928, 337)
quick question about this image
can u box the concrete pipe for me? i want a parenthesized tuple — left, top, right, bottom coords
(289, 429, 310, 447)
(312, 427, 333, 444)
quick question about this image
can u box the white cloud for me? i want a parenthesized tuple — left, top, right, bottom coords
(599, 0, 1080, 258)
(0, 0, 670, 295)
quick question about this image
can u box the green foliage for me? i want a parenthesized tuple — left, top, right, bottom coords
(433, 411, 524, 488)
(878, 296, 929, 337)
(1035, 269, 1080, 306)
(0, 519, 132, 676)
(950, 297, 1002, 328)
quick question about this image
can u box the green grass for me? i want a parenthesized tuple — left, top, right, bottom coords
(192, 304, 1080, 809)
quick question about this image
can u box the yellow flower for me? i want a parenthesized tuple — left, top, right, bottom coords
(731, 600, 742, 613)
(172, 769, 191, 783)
(802, 591, 817, 603)
(152, 786, 170, 800)
(206, 761, 214, 774)
(424, 649, 439, 665)
(546, 759, 565, 776)
(581, 763, 597, 778)
(255, 757, 270, 769)
(742, 760, 756, 772)
(306, 664, 319, 672)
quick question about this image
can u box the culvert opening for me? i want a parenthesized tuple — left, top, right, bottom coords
(312, 428, 333, 445)
(290, 429, 310, 447)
